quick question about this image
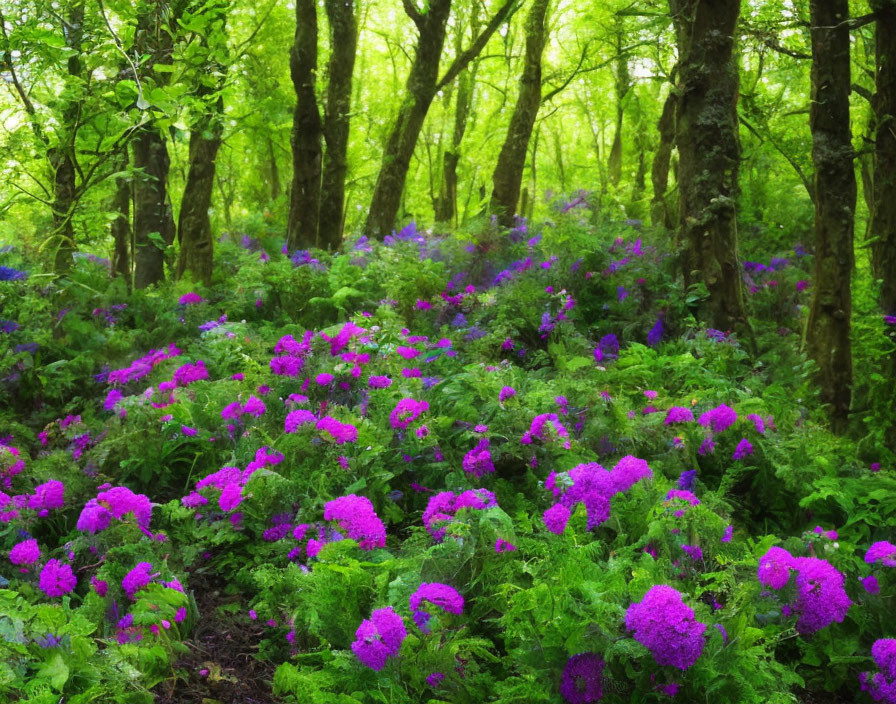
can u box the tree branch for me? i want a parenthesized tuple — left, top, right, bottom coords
(436, 0, 521, 92)
(0, 9, 48, 145)
(852, 83, 873, 102)
(401, 0, 424, 29)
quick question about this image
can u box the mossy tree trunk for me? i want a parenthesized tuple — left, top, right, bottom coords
(870, 1, 896, 319)
(669, 0, 750, 337)
(287, 0, 323, 250)
(608, 18, 630, 190)
(489, 0, 550, 227)
(176, 96, 223, 284)
(132, 1, 182, 289)
(805, 0, 856, 433)
(318, 0, 358, 251)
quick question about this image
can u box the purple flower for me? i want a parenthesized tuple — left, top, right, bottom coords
(543, 504, 571, 534)
(789, 556, 851, 633)
(758, 546, 793, 590)
(732, 438, 753, 460)
(866, 541, 896, 567)
(676, 470, 697, 491)
(351, 607, 406, 671)
(560, 652, 604, 703)
(324, 495, 386, 550)
(698, 404, 738, 434)
(426, 672, 444, 687)
(494, 538, 517, 553)
(368, 375, 392, 389)
(625, 585, 706, 670)
(316, 416, 358, 444)
(30, 480, 65, 511)
(122, 562, 155, 599)
(285, 410, 316, 433)
(462, 438, 494, 478)
(409, 582, 464, 632)
(746, 413, 766, 434)
(862, 575, 880, 595)
(38, 559, 76, 597)
(315, 373, 334, 385)
(389, 398, 429, 430)
(646, 316, 664, 347)
(721, 525, 733, 543)
(665, 406, 694, 424)
(499, 386, 516, 402)
(681, 544, 703, 561)
(9, 538, 40, 565)
(178, 292, 204, 305)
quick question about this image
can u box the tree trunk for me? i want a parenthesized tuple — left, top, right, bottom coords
(287, 0, 323, 250)
(489, 0, 550, 227)
(131, 1, 182, 289)
(133, 127, 176, 289)
(110, 151, 131, 284)
(608, 21, 630, 189)
(177, 95, 223, 284)
(436, 64, 475, 224)
(669, 0, 750, 337)
(364, 0, 453, 239)
(651, 89, 677, 229)
(49, 1, 85, 273)
(319, 0, 358, 251)
(870, 2, 896, 319)
(805, 0, 856, 433)
(365, 0, 517, 238)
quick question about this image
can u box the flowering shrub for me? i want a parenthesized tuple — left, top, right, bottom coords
(1, 214, 894, 703)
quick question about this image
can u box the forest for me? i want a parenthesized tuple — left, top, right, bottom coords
(1, 0, 896, 702)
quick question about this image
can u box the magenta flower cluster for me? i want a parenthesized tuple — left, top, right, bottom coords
(323, 495, 386, 550)
(351, 606, 406, 671)
(625, 585, 706, 670)
(757, 547, 851, 633)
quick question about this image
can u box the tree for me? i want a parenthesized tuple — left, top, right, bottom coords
(650, 89, 676, 229)
(489, 0, 550, 227)
(668, 0, 750, 337)
(286, 0, 323, 250)
(132, 1, 184, 289)
(318, 0, 359, 251)
(364, 0, 519, 240)
(869, 0, 896, 321)
(176, 1, 229, 284)
(805, 0, 856, 433)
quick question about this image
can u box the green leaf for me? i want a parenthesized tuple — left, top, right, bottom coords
(38, 652, 69, 691)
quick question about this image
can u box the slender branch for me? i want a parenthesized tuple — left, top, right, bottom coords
(0, 9, 48, 145)
(852, 83, 873, 103)
(739, 115, 814, 201)
(232, 0, 278, 58)
(10, 182, 54, 207)
(541, 41, 592, 104)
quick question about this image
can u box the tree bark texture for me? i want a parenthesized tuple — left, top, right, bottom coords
(176, 97, 223, 284)
(651, 89, 677, 229)
(806, 0, 856, 433)
(669, 0, 750, 336)
(50, 2, 85, 273)
(319, 0, 358, 251)
(132, 1, 182, 289)
(110, 151, 131, 284)
(870, 1, 896, 318)
(436, 63, 475, 224)
(489, 0, 550, 227)
(133, 127, 176, 289)
(287, 0, 323, 250)
(363, 0, 453, 239)
(608, 21, 630, 189)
